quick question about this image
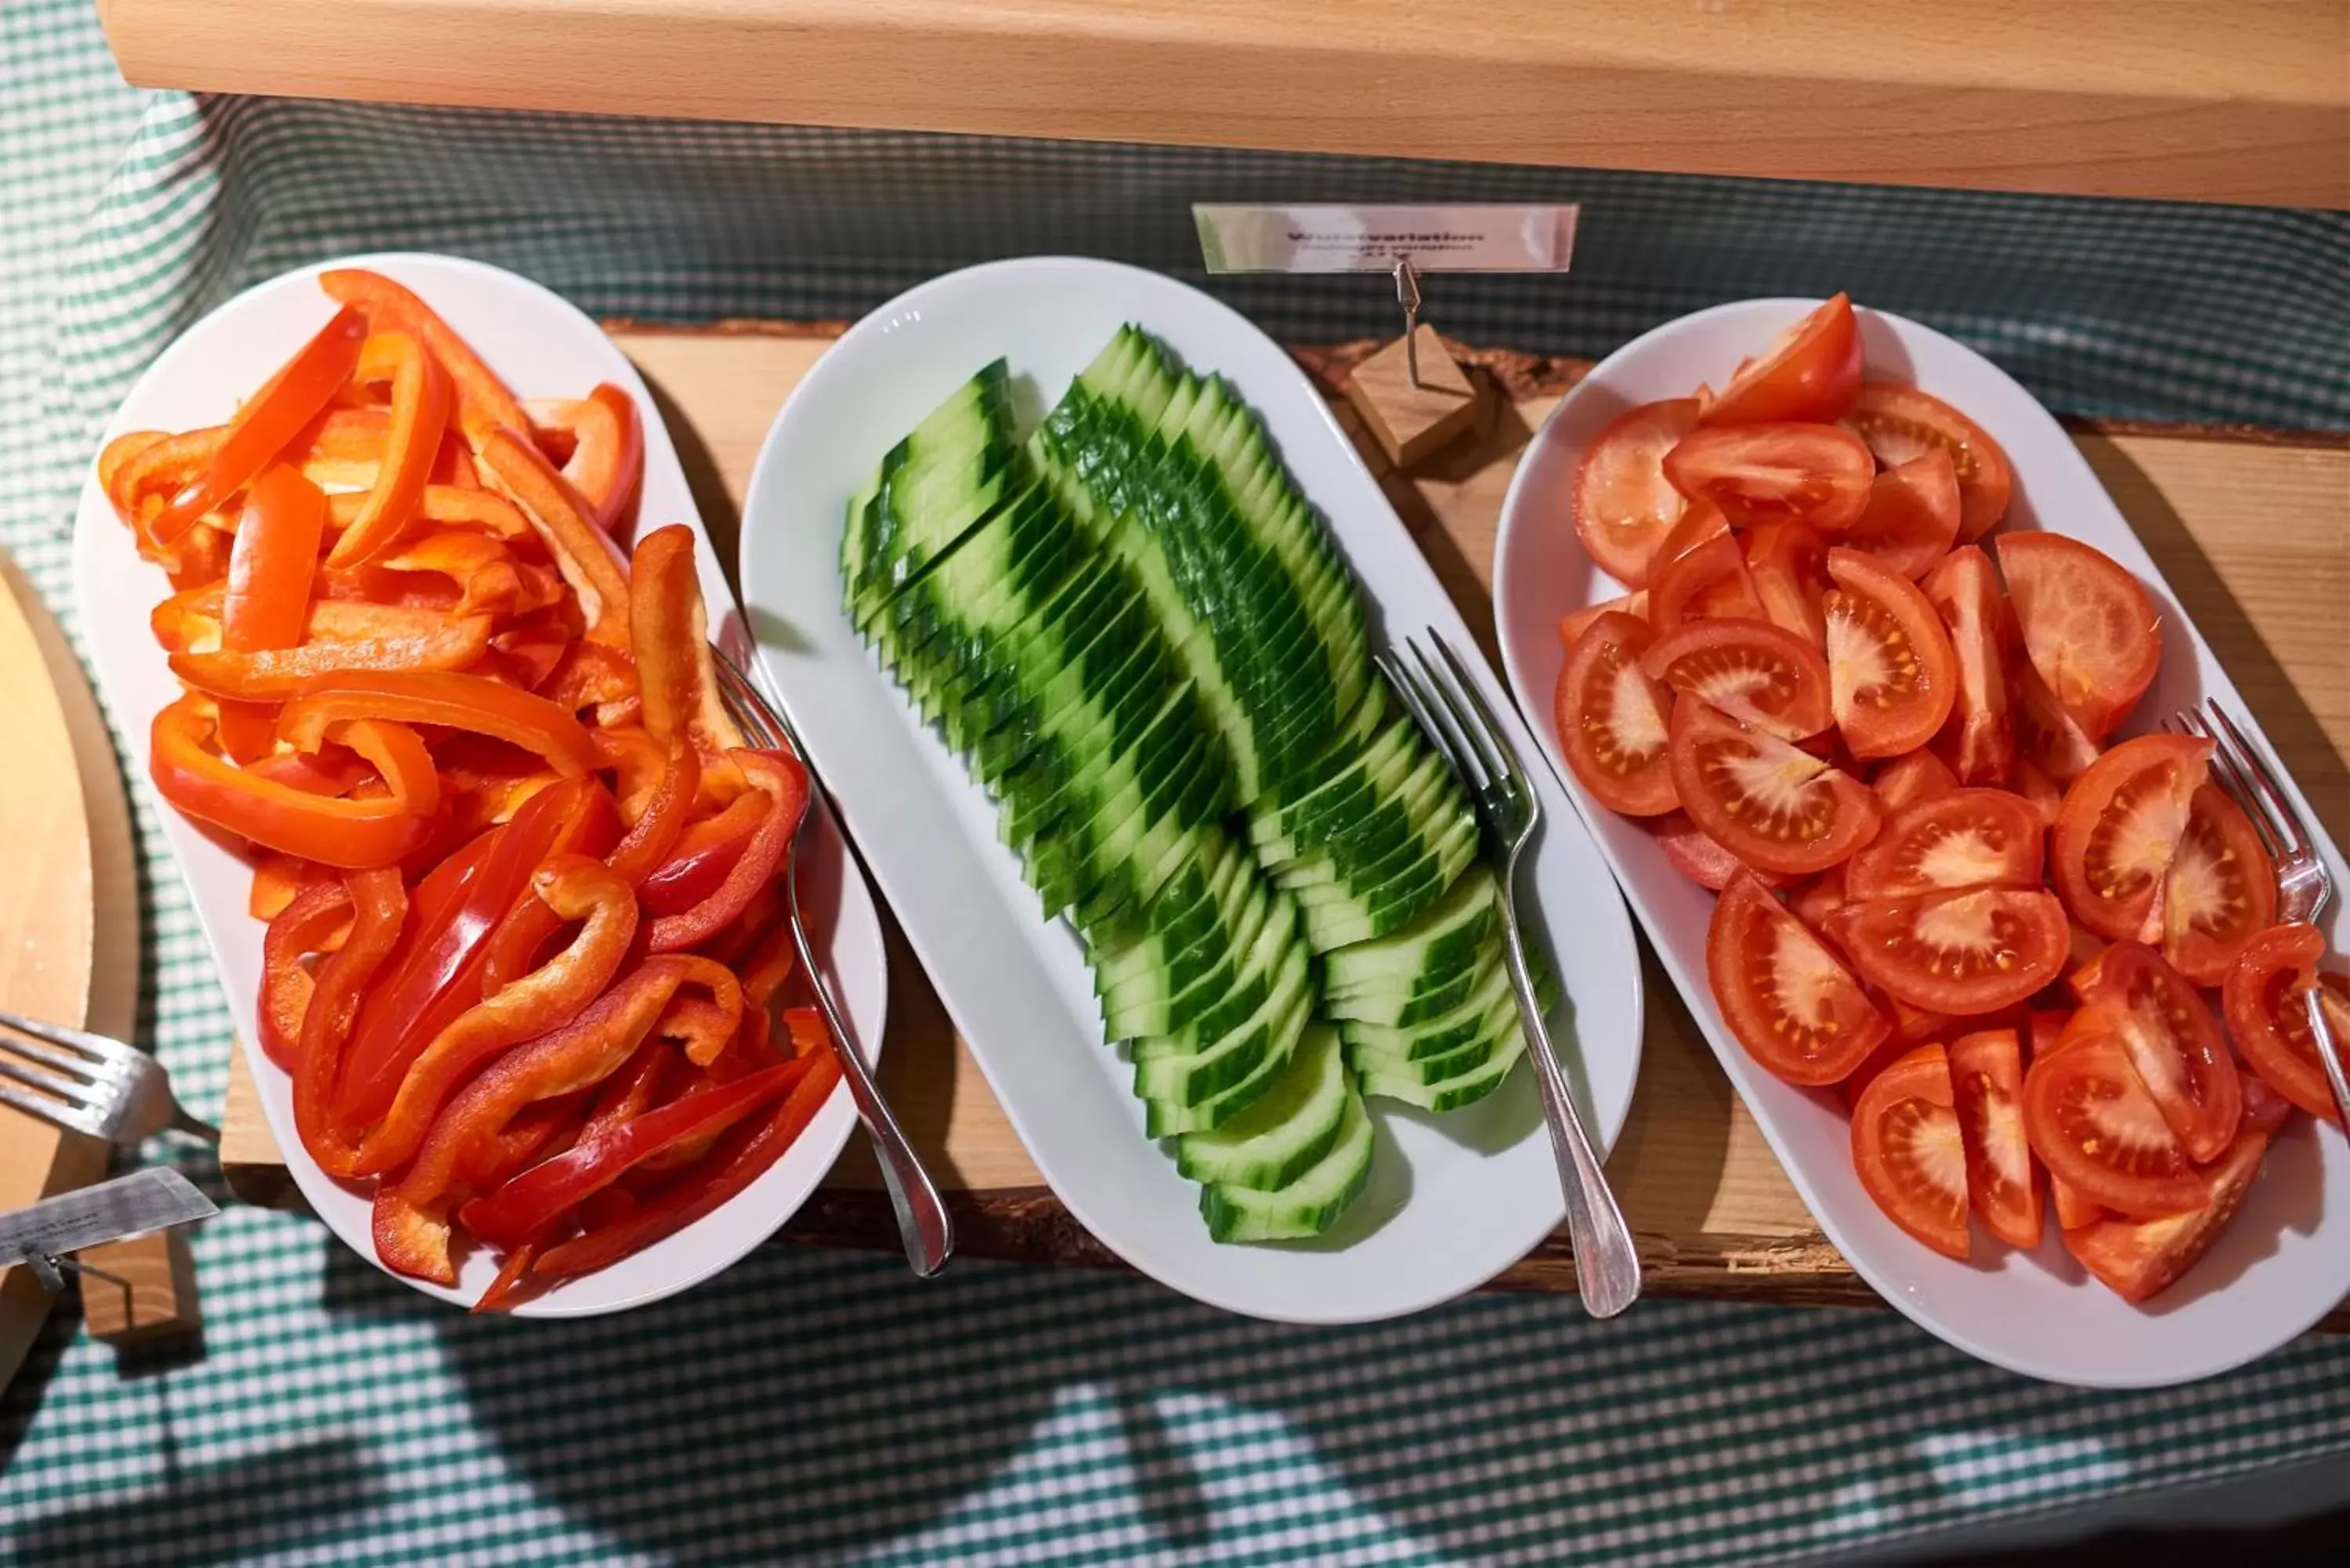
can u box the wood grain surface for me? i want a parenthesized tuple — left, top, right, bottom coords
(0, 547, 151, 1386)
(216, 320, 2350, 1324)
(92, 0, 2350, 208)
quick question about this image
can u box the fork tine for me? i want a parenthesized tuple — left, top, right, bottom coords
(0, 1053, 98, 1110)
(1395, 644, 1487, 790)
(1376, 650, 1452, 767)
(1430, 634, 1528, 799)
(0, 1081, 103, 1139)
(0, 1008, 123, 1065)
(2206, 703, 2309, 857)
(0, 1028, 103, 1084)
(1410, 638, 1501, 793)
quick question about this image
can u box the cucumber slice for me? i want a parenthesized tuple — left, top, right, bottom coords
(1197, 1082, 1375, 1242)
(1133, 940, 1311, 1107)
(1354, 1025, 1525, 1113)
(1323, 865, 1498, 994)
(1173, 1024, 1350, 1192)
(1337, 959, 1514, 1063)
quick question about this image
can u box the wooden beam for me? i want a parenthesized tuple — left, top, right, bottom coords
(95, 0, 2350, 208)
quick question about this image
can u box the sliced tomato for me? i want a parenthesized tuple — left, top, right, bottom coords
(1842, 383, 2012, 540)
(1707, 872, 1889, 1085)
(1652, 498, 1730, 569)
(1948, 1028, 2043, 1249)
(2025, 1008, 2115, 1227)
(2063, 1125, 2271, 1303)
(1842, 450, 1961, 575)
(1850, 1042, 1972, 1259)
(1846, 788, 2045, 901)
(2160, 784, 2277, 985)
(2010, 657, 2102, 785)
(1838, 885, 2069, 1013)
(1705, 294, 1864, 427)
(1662, 422, 1874, 534)
(1743, 522, 1831, 647)
(1666, 697, 1882, 876)
(1821, 546, 1958, 760)
(2240, 1071, 2299, 1136)
(1994, 533, 2160, 740)
(1788, 864, 1849, 933)
(1647, 809, 1788, 892)
(1647, 533, 1766, 633)
(1870, 748, 1958, 814)
(2012, 757, 2063, 824)
(2022, 1021, 2207, 1217)
(2223, 923, 2348, 1125)
(1918, 545, 2013, 786)
(1559, 590, 1648, 651)
(2070, 940, 2242, 1162)
(1554, 612, 1677, 816)
(1641, 616, 1832, 742)
(1574, 398, 1702, 587)
(2052, 733, 2211, 941)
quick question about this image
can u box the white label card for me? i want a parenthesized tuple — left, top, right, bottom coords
(1193, 204, 1579, 275)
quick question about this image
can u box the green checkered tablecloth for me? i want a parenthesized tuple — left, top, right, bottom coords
(6, 3, 2350, 1563)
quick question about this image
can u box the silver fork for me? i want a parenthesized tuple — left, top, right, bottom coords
(1379, 631, 1642, 1319)
(2168, 699, 2350, 1128)
(0, 1008, 219, 1147)
(714, 649, 953, 1278)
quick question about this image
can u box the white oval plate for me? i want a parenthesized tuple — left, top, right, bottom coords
(738, 257, 1643, 1324)
(1494, 297, 2350, 1386)
(71, 253, 887, 1316)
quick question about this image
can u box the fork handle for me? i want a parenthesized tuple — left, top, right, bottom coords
(1495, 854, 1642, 1319)
(2306, 985, 2350, 1133)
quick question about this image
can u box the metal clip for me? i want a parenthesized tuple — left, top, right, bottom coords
(1393, 258, 1428, 389)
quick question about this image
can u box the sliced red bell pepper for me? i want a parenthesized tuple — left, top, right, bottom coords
(109, 425, 221, 526)
(329, 331, 453, 566)
(608, 737, 701, 884)
(150, 695, 428, 868)
(527, 1042, 841, 1283)
(330, 484, 528, 540)
(478, 426, 631, 646)
(291, 868, 407, 1168)
(654, 993, 742, 1068)
(329, 717, 441, 818)
(628, 523, 740, 753)
(460, 1058, 806, 1249)
(255, 879, 354, 1069)
(472, 1238, 541, 1314)
(577, 1037, 671, 1146)
(647, 750, 809, 952)
(485, 613, 573, 692)
(212, 699, 281, 765)
(151, 305, 367, 546)
(373, 954, 742, 1283)
(344, 856, 638, 1177)
(320, 269, 533, 440)
(97, 429, 167, 503)
(169, 613, 495, 700)
(528, 384, 643, 537)
(638, 788, 765, 915)
(278, 669, 598, 778)
(248, 850, 335, 921)
(156, 589, 468, 655)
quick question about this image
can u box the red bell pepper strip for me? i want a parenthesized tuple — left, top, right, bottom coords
(248, 850, 335, 921)
(329, 485, 529, 540)
(97, 429, 167, 502)
(335, 777, 619, 1133)
(528, 384, 643, 537)
(320, 269, 533, 440)
(278, 669, 598, 778)
(169, 613, 495, 700)
(255, 879, 354, 1070)
(291, 868, 407, 1169)
(150, 306, 367, 546)
(459, 1058, 806, 1249)
(654, 993, 742, 1068)
(628, 524, 740, 753)
(477, 426, 631, 646)
(109, 425, 221, 522)
(328, 717, 441, 819)
(220, 464, 328, 652)
(527, 1042, 841, 1283)
(637, 788, 765, 915)
(150, 695, 429, 868)
(609, 737, 701, 882)
(341, 856, 638, 1177)
(212, 700, 281, 765)
(154, 588, 468, 655)
(328, 331, 453, 566)
(472, 1239, 541, 1315)
(647, 750, 809, 952)
(577, 1038, 671, 1146)
(464, 1089, 592, 1190)
(373, 955, 742, 1283)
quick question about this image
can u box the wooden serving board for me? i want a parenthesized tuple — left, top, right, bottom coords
(219, 322, 2350, 1322)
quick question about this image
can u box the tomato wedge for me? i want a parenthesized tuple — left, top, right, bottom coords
(1850, 1042, 1971, 1259)
(1573, 398, 1702, 587)
(2070, 940, 2242, 1162)
(2160, 784, 2276, 985)
(2223, 923, 2348, 1125)
(1821, 546, 1958, 760)
(1559, 591, 1648, 651)
(1842, 383, 2012, 540)
(1707, 872, 1889, 1084)
(2052, 733, 2211, 941)
(1948, 1028, 2042, 1250)
(1743, 522, 1831, 647)
(1788, 864, 1849, 932)
(2063, 1125, 2271, 1303)
(1651, 498, 1730, 569)
(1641, 616, 1832, 742)
(1554, 612, 1678, 816)
(1846, 788, 2045, 901)
(1647, 533, 1765, 633)
(1662, 422, 1874, 534)
(1703, 294, 1864, 427)
(2010, 656, 2101, 784)
(1918, 545, 2013, 786)
(2022, 1021, 2206, 1217)
(1842, 450, 1961, 576)
(1666, 697, 1882, 876)
(1871, 748, 1958, 815)
(1995, 533, 2160, 740)
(1837, 885, 2068, 1014)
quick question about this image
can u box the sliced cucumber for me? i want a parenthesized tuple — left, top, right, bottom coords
(1173, 1024, 1350, 1192)
(1198, 1082, 1375, 1242)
